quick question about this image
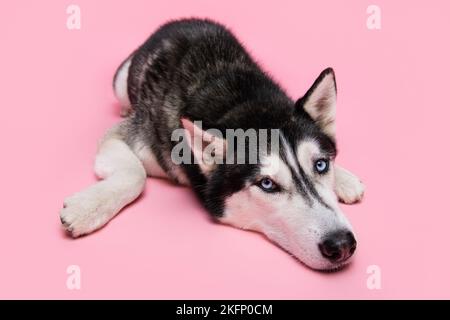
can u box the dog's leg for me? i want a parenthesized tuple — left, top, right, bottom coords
(334, 165, 365, 204)
(60, 123, 146, 237)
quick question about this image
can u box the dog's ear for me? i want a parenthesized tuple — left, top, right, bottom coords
(295, 68, 337, 138)
(181, 118, 227, 174)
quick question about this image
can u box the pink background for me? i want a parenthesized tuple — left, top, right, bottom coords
(1, 0, 449, 299)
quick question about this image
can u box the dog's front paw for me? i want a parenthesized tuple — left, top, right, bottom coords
(334, 166, 365, 204)
(60, 186, 113, 237)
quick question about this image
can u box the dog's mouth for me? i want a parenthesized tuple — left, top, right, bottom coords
(318, 258, 352, 273)
(278, 238, 356, 272)
(287, 247, 354, 272)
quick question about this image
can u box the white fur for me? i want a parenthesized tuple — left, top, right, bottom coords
(260, 154, 292, 187)
(132, 140, 168, 179)
(220, 146, 354, 270)
(131, 139, 190, 185)
(334, 165, 365, 204)
(296, 139, 321, 176)
(60, 123, 146, 237)
(114, 57, 132, 116)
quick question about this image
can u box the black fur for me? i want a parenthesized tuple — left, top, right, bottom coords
(118, 18, 336, 217)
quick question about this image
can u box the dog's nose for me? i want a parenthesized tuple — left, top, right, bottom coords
(319, 231, 357, 263)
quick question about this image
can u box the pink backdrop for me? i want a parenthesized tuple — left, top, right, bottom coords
(1, 0, 449, 299)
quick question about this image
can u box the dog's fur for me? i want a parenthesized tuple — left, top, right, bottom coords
(60, 18, 364, 270)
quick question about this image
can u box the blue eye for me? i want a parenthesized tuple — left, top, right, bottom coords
(315, 159, 329, 174)
(258, 178, 278, 192)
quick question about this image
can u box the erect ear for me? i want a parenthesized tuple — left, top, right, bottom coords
(295, 68, 337, 138)
(181, 118, 227, 174)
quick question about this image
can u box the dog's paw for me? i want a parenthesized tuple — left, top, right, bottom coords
(334, 167, 365, 204)
(60, 186, 114, 237)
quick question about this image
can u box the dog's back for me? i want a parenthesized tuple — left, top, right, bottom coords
(114, 18, 293, 185)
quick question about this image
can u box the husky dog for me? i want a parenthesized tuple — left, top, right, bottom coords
(60, 18, 364, 270)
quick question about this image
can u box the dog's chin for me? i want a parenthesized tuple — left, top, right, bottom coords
(299, 256, 353, 272)
(319, 260, 351, 273)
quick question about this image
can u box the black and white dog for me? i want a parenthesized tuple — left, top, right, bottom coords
(60, 18, 364, 270)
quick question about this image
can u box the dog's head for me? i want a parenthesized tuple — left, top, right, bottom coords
(181, 68, 356, 270)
